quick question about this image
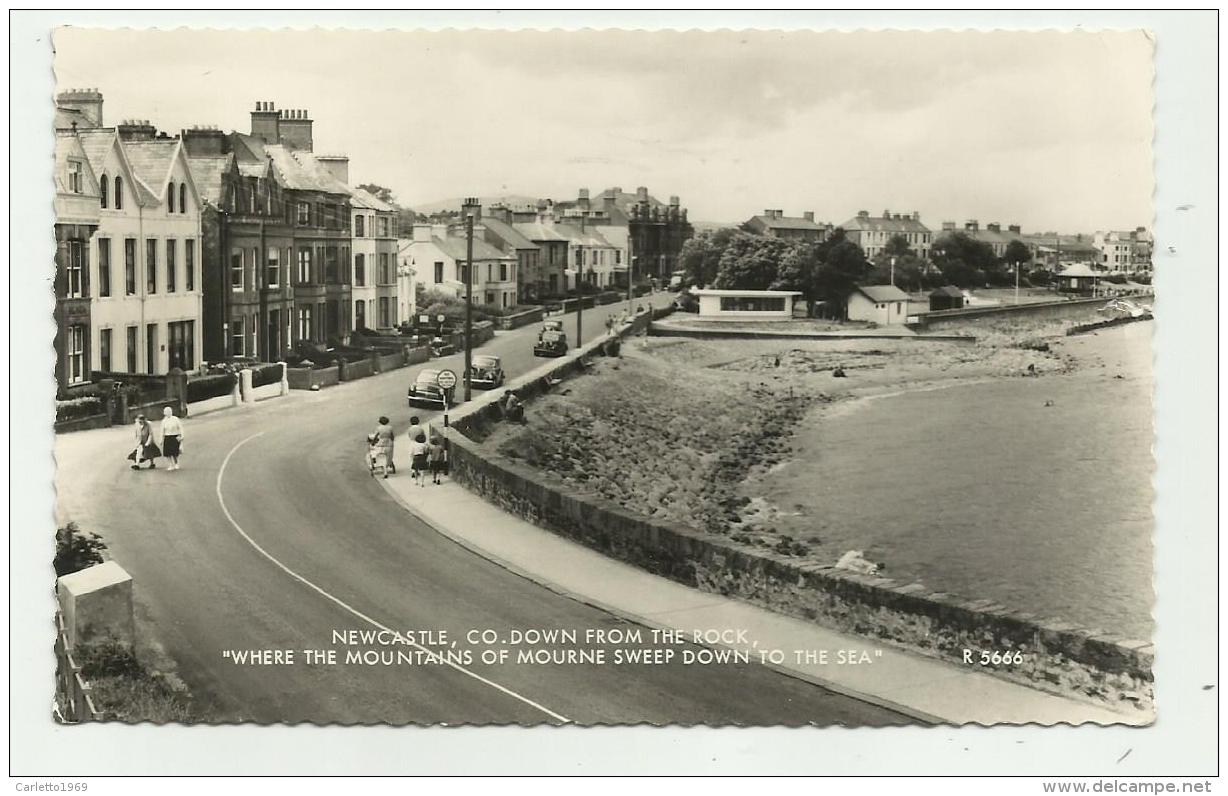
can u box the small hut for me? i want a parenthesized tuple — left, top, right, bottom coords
(929, 286, 966, 311)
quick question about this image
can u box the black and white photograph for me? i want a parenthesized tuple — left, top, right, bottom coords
(11, 8, 1219, 782)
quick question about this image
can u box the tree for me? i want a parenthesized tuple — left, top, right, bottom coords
(356, 183, 397, 206)
(713, 232, 792, 290)
(677, 228, 735, 288)
(772, 241, 823, 303)
(931, 232, 997, 288)
(1003, 239, 1031, 268)
(883, 233, 914, 258)
(868, 252, 926, 292)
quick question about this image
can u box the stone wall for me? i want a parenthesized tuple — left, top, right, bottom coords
(435, 303, 1152, 713)
(339, 357, 376, 382)
(498, 306, 546, 330)
(54, 413, 113, 434)
(286, 365, 341, 390)
(912, 296, 1133, 331)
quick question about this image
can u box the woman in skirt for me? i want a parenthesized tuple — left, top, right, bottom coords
(160, 406, 184, 471)
(127, 415, 160, 470)
(410, 432, 429, 488)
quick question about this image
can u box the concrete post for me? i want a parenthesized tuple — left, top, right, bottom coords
(56, 561, 135, 650)
(279, 362, 289, 396)
(240, 368, 255, 404)
(230, 372, 241, 406)
(165, 367, 188, 417)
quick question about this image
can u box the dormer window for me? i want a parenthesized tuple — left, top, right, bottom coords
(67, 160, 83, 193)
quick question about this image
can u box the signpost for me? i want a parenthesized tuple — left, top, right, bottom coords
(435, 368, 458, 464)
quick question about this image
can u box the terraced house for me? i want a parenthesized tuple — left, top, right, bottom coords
(347, 183, 400, 331)
(842, 210, 933, 260)
(66, 109, 204, 378)
(53, 129, 101, 391)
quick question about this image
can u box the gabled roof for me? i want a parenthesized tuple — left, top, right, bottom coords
(1057, 263, 1102, 278)
(480, 216, 538, 250)
(185, 152, 235, 206)
(54, 131, 100, 197)
(853, 284, 911, 302)
(264, 145, 350, 194)
(350, 186, 395, 212)
(842, 214, 931, 234)
(123, 138, 181, 197)
(513, 220, 570, 243)
(750, 214, 826, 232)
(74, 128, 160, 206)
(554, 223, 614, 248)
(433, 235, 514, 262)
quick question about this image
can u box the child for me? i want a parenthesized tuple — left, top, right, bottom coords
(366, 433, 385, 477)
(410, 433, 429, 487)
(427, 438, 447, 485)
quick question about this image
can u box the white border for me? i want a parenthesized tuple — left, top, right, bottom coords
(10, 9, 1218, 776)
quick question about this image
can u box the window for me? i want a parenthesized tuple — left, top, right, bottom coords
(146, 239, 157, 293)
(180, 183, 187, 214)
(434, 261, 444, 284)
(146, 323, 157, 374)
(325, 247, 338, 283)
(126, 326, 138, 373)
(97, 238, 111, 297)
(231, 317, 245, 356)
(355, 254, 365, 286)
(460, 264, 470, 285)
(99, 328, 112, 372)
(231, 250, 244, 291)
(379, 253, 390, 284)
(100, 175, 109, 208)
(67, 324, 86, 383)
(266, 247, 280, 288)
(355, 300, 365, 329)
(614, 250, 621, 265)
(297, 306, 312, 341)
(68, 160, 83, 193)
(377, 216, 389, 237)
(166, 240, 177, 292)
(297, 249, 311, 284)
(297, 202, 310, 225)
(378, 297, 389, 328)
(355, 215, 364, 237)
(500, 263, 508, 281)
(341, 247, 350, 282)
(718, 296, 786, 312)
(65, 240, 85, 298)
(168, 320, 194, 370)
(486, 263, 493, 282)
(575, 248, 583, 267)
(249, 248, 258, 289)
(185, 239, 195, 291)
(167, 182, 176, 213)
(124, 239, 136, 295)
(114, 176, 123, 210)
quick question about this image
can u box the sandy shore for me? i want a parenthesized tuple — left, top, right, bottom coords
(481, 313, 1098, 562)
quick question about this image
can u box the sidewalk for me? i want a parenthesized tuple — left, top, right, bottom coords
(378, 466, 1149, 726)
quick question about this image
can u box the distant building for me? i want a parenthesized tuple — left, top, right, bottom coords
(465, 200, 542, 305)
(1094, 228, 1153, 275)
(843, 210, 933, 260)
(512, 215, 571, 297)
(744, 209, 832, 242)
(348, 183, 400, 330)
(693, 289, 802, 321)
(401, 223, 517, 310)
(846, 284, 911, 325)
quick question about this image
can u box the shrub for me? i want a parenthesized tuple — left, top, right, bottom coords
(55, 396, 104, 422)
(185, 373, 235, 403)
(250, 363, 283, 388)
(54, 522, 107, 577)
(75, 639, 203, 723)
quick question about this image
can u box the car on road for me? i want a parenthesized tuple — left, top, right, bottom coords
(465, 354, 505, 390)
(407, 368, 451, 409)
(533, 327, 569, 358)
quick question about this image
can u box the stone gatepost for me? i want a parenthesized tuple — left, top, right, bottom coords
(279, 362, 289, 396)
(230, 372, 241, 406)
(240, 368, 255, 404)
(165, 367, 188, 417)
(56, 561, 135, 650)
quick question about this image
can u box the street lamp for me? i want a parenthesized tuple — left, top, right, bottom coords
(463, 214, 474, 403)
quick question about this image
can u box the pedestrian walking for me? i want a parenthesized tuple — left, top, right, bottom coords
(375, 415, 396, 475)
(410, 432, 429, 487)
(160, 406, 184, 471)
(127, 415, 160, 470)
(427, 437, 447, 485)
(406, 415, 428, 450)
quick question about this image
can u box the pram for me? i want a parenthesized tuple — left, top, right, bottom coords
(367, 434, 390, 478)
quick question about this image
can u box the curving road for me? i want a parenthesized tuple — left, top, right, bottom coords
(54, 295, 912, 726)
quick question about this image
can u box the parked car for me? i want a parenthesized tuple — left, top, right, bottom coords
(465, 354, 505, 390)
(534, 328, 569, 358)
(407, 368, 450, 409)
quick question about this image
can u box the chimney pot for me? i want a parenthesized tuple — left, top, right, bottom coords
(803, 211, 815, 222)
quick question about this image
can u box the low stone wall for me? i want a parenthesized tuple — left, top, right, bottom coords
(911, 296, 1130, 331)
(405, 345, 431, 366)
(372, 350, 406, 373)
(498, 306, 546, 330)
(286, 365, 340, 390)
(54, 413, 112, 434)
(339, 357, 376, 382)
(435, 302, 1152, 713)
(1067, 314, 1153, 336)
(119, 397, 185, 424)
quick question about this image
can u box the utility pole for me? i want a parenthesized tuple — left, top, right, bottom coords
(463, 214, 473, 403)
(890, 256, 896, 287)
(576, 212, 586, 346)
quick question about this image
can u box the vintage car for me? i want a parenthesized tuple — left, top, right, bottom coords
(465, 354, 505, 390)
(533, 327, 569, 358)
(407, 368, 450, 409)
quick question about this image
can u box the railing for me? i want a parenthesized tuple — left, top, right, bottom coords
(54, 611, 101, 723)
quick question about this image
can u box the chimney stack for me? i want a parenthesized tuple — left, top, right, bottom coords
(942, 221, 956, 231)
(250, 100, 280, 144)
(461, 197, 482, 221)
(636, 186, 649, 203)
(412, 223, 433, 243)
(912, 211, 920, 221)
(1008, 224, 1022, 235)
(278, 107, 314, 152)
(181, 124, 226, 156)
(987, 222, 1001, 233)
(803, 211, 815, 222)
(315, 154, 350, 185)
(858, 210, 869, 218)
(965, 220, 979, 232)
(56, 88, 105, 128)
(117, 118, 157, 141)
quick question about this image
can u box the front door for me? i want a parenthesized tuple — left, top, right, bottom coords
(267, 309, 281, 359)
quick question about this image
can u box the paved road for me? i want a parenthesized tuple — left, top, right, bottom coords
(55, 294, 913, 726)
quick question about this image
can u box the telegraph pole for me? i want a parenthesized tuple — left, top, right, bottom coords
(576, 212, 585, 345)
(464, 214, 474, 403)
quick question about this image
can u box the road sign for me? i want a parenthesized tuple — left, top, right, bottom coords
(436, 369, 457, 390)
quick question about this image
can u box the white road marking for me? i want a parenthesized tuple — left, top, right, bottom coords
(215, 431, 571, 724)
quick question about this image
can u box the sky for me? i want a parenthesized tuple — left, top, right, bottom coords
(53, 27, 1154, 233)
